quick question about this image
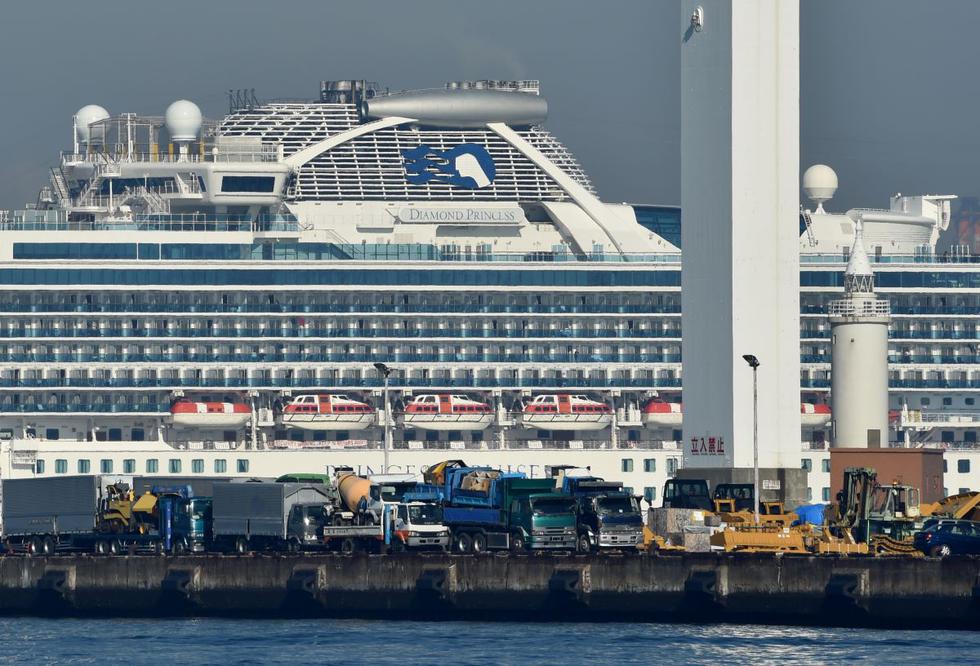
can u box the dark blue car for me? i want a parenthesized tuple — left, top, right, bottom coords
(914, 519, 980, 557)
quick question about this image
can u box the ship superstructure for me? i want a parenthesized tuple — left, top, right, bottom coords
(0, 81, 977, 504)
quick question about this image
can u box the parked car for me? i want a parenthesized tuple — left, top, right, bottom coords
(914, 519, 980, 557)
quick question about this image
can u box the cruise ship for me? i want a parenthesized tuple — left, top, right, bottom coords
(0, 79, 978, 505)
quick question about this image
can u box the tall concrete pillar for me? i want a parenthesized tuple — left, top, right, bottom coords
(680, 0, 801, 470)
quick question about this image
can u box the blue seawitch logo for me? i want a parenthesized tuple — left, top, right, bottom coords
(402, 143, 496, 189)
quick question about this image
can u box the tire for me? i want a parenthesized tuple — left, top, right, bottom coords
(173, 539, 187, 556)
(28, 537, 43, 557)
(577, 533, 592, 554)
(235, 537, 249, 555)
(340, 538, 356, 555)
(930, 544, 952, 558)
(332, 513, 345, 526)
(472, 533, 487, 554)
(152, 541, 163, 556)
(42, 537, 55, 556)
(287, 538, 300, 554)
(94, 540, 108, 556)
(455, 532, 473, 554)
(109, 539, 122, 556)
(510, 533, 526, 553)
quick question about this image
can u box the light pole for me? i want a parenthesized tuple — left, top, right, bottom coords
(742, 354, 760, 524)
(373, 362, 392, 472)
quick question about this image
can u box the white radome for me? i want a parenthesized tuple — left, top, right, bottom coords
(165, 99, 203, 142)
(802, 164, 838, 206)
(74, 105, 110, 143)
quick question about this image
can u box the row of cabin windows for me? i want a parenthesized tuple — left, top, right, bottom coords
(801, 459, 832, 473)
(621, 458, 665, 473)
(920, 397, 976, 407)
(36, 428, 145, 442)
(36, 458, 249, 475)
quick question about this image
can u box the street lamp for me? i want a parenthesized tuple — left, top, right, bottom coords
(742, 354, 760, 525)
(373, 362, 393, 472)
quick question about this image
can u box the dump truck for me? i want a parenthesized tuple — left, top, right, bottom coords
(322, 471, 449, 553)
(211, 481, 333, 553)
(439, 466, 577, 553)
(1, 475, 174, 555)
(550, 466, 643, 552)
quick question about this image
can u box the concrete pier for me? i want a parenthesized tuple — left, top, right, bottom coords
(0, 553, 978, 627)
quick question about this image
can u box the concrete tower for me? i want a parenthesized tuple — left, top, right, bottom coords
(680, 1, 801, 474)
(829, 220, 891, 448)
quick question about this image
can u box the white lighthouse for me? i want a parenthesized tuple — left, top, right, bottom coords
(829, 217, 891, 448)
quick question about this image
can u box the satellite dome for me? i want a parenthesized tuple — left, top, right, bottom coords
(802, 164, 838, 211)
(74, 104, 110, 144)
(165, 100, 202, 142)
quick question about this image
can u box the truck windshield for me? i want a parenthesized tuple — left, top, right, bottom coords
(531, 498, 576, 515)
(407, 504, 443, 525)
(596, 496, 639, 514)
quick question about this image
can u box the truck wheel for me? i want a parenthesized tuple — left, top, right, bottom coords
(109, 539, 123, 556)
(173, 539, 187, 555)
(577, 534, 592, 554)
(510, 533, 526, 553)
(94, 540, 108, 556)
(340, 538, 356, 555)
(287, 538, 300, 554)
(235, 538, 249, 554)
(455, 532, 473, 554)
(472, 533, 487, 554)
(28, 537, 43, 557)
(42, 537, 55, 556)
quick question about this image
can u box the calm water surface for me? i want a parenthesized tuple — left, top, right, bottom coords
(0, 617, 976, 665)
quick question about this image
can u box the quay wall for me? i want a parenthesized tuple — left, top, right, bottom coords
(1, 553, 978, 627)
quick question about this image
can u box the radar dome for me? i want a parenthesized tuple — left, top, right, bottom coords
(165, 100, 202, 142)
(74, 104, 110, 144)
(802, 164, 838, 212)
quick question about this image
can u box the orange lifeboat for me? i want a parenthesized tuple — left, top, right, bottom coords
(642, 399, 683, 427)
(280, 394, 375, 431)
(801, 403, 832, 427)
(521, 394, 612, 432)
(402, 394, 494, 432)
(170, 399, 252, 429)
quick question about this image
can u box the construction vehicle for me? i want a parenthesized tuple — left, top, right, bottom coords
(1, 476, 193, 555)
(322, 470, 448, 553)
(550, 466, 643, 552)
(662, 479, 713, 510)
(211, 480, 334, 553)
(830, 467, 923, 555)
(437, 466, 577, 553)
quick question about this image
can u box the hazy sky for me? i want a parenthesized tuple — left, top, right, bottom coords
(0, 0, 977, 212)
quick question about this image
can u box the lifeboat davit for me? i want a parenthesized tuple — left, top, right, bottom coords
(402, 394, 495, 432)
(642, 400, 683, 427)
(521, 394, 612, 432)
(801, 403, 832, 427)
(280, 394, 375, 431)
(170, 400, 252, 429)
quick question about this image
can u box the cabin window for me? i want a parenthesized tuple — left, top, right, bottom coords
(45, 428, 59, 441)
(169, 459, 182, 474)
(192, 459, 204, 474)
(643, 459, 656, 473)
(237, 459, 249, 473)
(821, 487, 830, 502)
(621, 459, 634, 473)
(131, 428, 144, 442)
(801, 459, 812, 472)
(123, 459, 136, 474)
(644, 487, 657, 503)
(35, 460, 45, 474)
(958, 459, 971, 474)
(77, 459, 91, 474)
(214, 459, 227, 474)
(821, 459, 831, 473)
(222, 430, 236, 442)
(146, 458, 159, 473)
(55, 459, 67, 474)
(108, 428, 122, 442)
(100, 459, 113, 474)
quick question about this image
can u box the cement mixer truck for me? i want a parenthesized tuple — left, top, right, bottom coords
(322, 469, 448, 553)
